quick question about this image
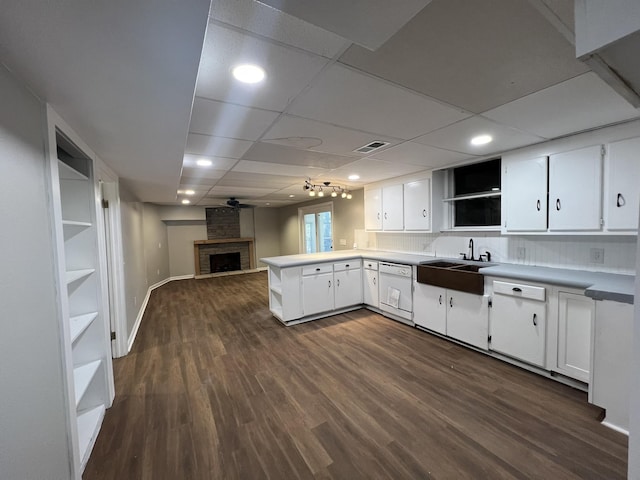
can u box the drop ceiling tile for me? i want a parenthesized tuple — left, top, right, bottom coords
(189, 98, 279, 140)
(242, 142, 357, 169)
(338, 0, 589, 113)
(369, 141, 475, 168)
(196, 23, 330, 111)
(210, 0, 348, 57)
(413, 116, 544, 155)
(179, 183, 216, 191)
(180, 167, 229, 180)
(182, 154, 238, 170)
(273, 184, 314, 195)
(217, 171, 298, 188)
(263, 115, 400, 156)
(288, 64, 470, 139)
(178, 176, 221, 186)
(232, 159, 330, 177)
(483, 72, 640, 139)
(329, 158, 427, 184)
(185, 134, 252, 158)
(257, 0, 432, 51)
(207, 186, 280, 198)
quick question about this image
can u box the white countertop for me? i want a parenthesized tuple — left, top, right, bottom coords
(261, 250, 635, 304)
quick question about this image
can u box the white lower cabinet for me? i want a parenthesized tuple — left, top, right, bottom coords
(414, 283, 489, 349)
(413, 283, 446, 334)
(489, 281, 547, 367)
(334, 260, 362, 309)
(302, 264, 334, 316)
(363, 260, 379, 308)
(555, 291, 594, 382)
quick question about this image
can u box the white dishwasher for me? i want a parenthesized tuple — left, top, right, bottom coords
(378, 262, 413, 324)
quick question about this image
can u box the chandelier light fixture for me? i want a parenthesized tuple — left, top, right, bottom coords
(303, 179, 352, 199)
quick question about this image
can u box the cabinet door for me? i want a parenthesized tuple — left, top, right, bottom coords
(302, 273, 333, 316)
(556, 291, 593, 382)
(382, 184, 404, 231)
(364, 188, 382, 230)
(446, 291, 489, 350)
(490, 294, 546, 367)
(549, 145, 602, 231)
(363, 269, 379, 308)
(606, 136, 640, 231)
(335, 268, 362, 309)
(404, 179, 431, 231)
(413, 283, 446, 334)
(503, 156, 548, 232)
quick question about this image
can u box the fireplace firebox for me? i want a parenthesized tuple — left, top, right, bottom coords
(209, 252, 241, 273)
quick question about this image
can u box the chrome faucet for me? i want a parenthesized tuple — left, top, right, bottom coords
(468, 238, 474, 261)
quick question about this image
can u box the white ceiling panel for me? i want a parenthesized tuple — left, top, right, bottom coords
(207, 186, 280, 197)
(483, 73, 640, 139)
(210, 0, 348, 57)
(196, 22, 330, 111)
(180, 167, 229, 180)
(231, 159, 330, 177)
(257, 0, 433, 50)
(178, 176, 219, 186)
(288, 64, 471, 139)
(369, 141, 475, 168)
(338, 0, 589, 114)
(262, 115, 400, 156)
(242, 142, 358, 168)
(329, 158, 427, 184)
(217, 171, 298, 188)
(185, 134, 252, 158)
(182, 154, 238, 170)
(413, 116, 545, 156)
(189, 97, 279, 140)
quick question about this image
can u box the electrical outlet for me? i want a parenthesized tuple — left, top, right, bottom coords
(517, 247, 526, 260)
(590, 248, 605, 264)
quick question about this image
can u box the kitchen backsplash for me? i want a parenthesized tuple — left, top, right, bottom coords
(354, 230, 637, 275)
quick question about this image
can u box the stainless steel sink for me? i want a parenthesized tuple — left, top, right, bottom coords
(416, 260, 490, 294)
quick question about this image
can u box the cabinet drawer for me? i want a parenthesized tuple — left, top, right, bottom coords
(334, 260, 361, 272)
(363, 260, 378, 271)
(302, 263, 333, 276)
(493, 280, 545, 301)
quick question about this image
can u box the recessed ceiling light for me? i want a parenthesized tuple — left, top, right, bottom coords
(181, 199, 191, 205)
(471, 134, 493, 146)
(184, 190, 195, 195)
(232, 64, 265, 84)
(196, 158, 212, 167)
(289, 194, 295, 198)
(348, 174, 360, 181)
(265, 202, 271, 206)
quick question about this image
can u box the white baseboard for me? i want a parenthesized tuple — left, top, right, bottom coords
(127, 274, 194, 352)
(601, 420, 629, 436)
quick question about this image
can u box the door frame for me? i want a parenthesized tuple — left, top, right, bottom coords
(298, 202, 334, 254)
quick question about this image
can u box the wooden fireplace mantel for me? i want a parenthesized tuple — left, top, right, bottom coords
(194, 238, 255, 276)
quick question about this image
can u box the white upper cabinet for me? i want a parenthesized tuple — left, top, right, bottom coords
(364, 187, 382, 230)
(549, 145, 603, 231)
(502, 157, 547, 232)
(403, 179, 431, 231)
(605, 136, 640, 232)
(503, 156, 548, 232)
(382, 184, 404, 230)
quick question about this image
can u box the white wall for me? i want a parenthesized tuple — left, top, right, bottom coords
(167, 223, 207, 276)
(0, 65, 71, 479)
(254, 207, 281, 265)
(143, 203, 170, 285)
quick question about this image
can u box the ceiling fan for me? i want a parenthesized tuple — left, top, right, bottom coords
(225, 197, 254, 209)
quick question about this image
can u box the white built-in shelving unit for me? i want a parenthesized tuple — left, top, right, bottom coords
(47, 115, 114, 478)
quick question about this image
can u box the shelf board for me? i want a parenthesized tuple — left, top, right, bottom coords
(66, 269, 95, 285)
(270, 285, 283, 295)
(73, 360, 101, 407)
(70, 312, 98, 344)
(62, 220, 92, 229)
(58, 160, 89, 181)
(77, 404, 105, 471)
(443, 191, 502, 202)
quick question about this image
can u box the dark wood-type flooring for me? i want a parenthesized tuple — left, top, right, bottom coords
(85, 271, 628, 479)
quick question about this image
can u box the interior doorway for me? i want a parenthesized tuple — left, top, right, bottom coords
(299, 203, 333, 254)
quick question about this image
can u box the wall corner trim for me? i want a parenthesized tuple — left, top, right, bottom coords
(127, 274, 195, 352)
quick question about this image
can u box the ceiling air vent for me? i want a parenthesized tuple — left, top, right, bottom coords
(353, 141, 390, 154)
